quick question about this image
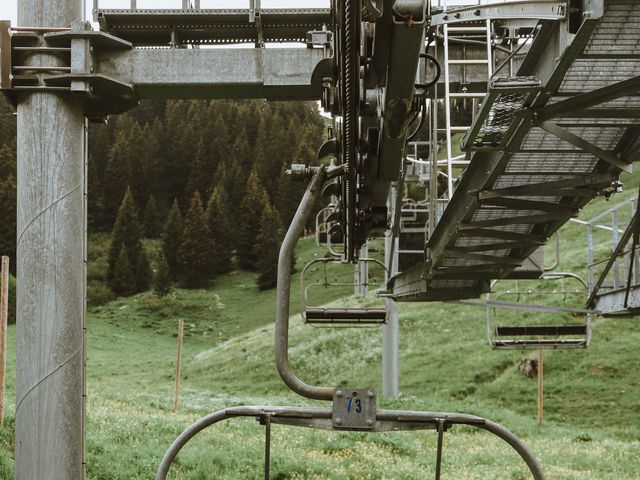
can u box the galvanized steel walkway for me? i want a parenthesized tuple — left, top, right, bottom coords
(391, 0, 639, 301)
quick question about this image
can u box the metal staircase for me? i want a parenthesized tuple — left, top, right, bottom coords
(390, 0, 638, 302)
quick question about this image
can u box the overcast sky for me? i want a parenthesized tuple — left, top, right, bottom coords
(0, 1, 334, 24)
(0, 1, 504, 24)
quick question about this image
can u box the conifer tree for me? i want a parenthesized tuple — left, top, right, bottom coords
(185, 136, 211, 200)
(231, 129, 251, 170)
(162, 199, 184, 278)
(111, 248, 136, 296)
(254, 202, 284, 290)
(134, 249, 151, 292)
(107, 188, 150, 294)
(177, 191, 215, 287)
(103, 116, 145, 225)
(143, 194, 162, 238)
(215, 158, 244, 219)
(206, 184, 233, 273)
(237, 169, 269, 270)
(153, 251, 172, 297)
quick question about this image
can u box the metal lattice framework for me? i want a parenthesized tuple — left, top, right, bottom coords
(4, 0, 640, 478)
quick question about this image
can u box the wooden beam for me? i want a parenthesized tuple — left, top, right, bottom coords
(539, 121, 632, 173)
(173, 319, 184, 412)
(0, 256, 7, 427)
(538, 349, 544, 425)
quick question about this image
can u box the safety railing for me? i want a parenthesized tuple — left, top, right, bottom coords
(574, 196, 640, 297)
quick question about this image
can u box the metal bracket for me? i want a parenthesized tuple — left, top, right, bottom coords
(0, 20, 136, 119)
(332, 388, 376, 430)
(431, 1, 568, 26)
(306, 30, 333, 49)
(362, 0, 383, 21)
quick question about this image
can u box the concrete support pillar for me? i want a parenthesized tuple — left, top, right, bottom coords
(16, 1, 86, 479)
(383, 187, 399, 398)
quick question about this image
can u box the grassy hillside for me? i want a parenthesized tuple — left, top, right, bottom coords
(1, 178, 640, 479)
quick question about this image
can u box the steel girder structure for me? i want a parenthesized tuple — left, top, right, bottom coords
(389, 0, 640, 302)
(4, 1, 638, 477)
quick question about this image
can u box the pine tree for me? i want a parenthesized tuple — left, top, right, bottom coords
(214, 158, 244, 220)
(103, 116, 145, 226)
(111, 248, 136, 296)
(134, 249, 151, 292)
(254, 202, 284, 290)
(206, 184, 234, 273)
(231, 129, 252, 171)
(237, 169, 269, 270)
(162, 199, 184, 278)
(153, 251, 172, 297)
(107, 188, 150, 294)
(143, 194, 162, 238)
(177, 191, 216, 287)
(185, 136, 211, 200)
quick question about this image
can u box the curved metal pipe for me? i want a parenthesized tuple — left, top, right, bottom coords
(276, 167, 334, 400)
(156, 406, 546, 480)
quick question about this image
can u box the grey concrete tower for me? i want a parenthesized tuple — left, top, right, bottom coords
(16, 0, 86, 478)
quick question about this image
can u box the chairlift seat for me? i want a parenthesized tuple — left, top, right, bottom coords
(495, 325, 587, 337)
(491, 338, 588, 349)
(492, 324, 589, 350)
(305, 307, 387, 325)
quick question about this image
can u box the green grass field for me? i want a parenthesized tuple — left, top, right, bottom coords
(1, 175, 640, 479)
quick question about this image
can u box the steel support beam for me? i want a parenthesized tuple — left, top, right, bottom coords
(539, 121, 632, 172)
(462, 213, 573, 228)
(376, 0, 427, 181)
(430, 0, 567, 26)
(457, 228, 547, 244)
(383, 189, 399, 398)
(536, 75, 640, 122)
(354, 244, 369, 296)
(477, 173, 618, 199)
(478, 197, 579, 216)
(16, 2, 86, 479)
(95, 47, 324, 101)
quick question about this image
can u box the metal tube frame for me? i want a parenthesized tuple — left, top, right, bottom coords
(275, 167, 334, 401)
(300, 257, 388, 323)
(156, 406, 546, 480)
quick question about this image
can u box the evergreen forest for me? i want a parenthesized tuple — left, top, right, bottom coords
(0, 97, 326, 312)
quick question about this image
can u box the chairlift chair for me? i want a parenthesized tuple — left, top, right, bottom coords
(301, 257, 388, 326)
(315, 205, 343, 257)
(486, 301, 594, 350)
(485, 277, 596, 350)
